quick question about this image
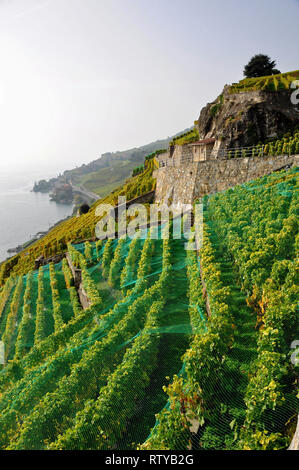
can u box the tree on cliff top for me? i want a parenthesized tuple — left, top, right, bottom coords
(244, 54, 280, 78)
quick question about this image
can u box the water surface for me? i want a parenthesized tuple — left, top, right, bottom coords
(0, 170, 73, 263)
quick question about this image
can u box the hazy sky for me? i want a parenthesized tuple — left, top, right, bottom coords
(0, 0, 298, 174)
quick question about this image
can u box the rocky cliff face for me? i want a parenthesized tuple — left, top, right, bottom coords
(196, 87, 299, 148)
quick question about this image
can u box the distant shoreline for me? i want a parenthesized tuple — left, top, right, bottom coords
(5, 213, 73, 258)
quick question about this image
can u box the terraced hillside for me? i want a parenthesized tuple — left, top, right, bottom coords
(0, 166, 298, 450)
(0, 226, 194, 449)
(228, 70, 299, 94)
(141, 167, 299, 450)
(0, 157, 157, 285)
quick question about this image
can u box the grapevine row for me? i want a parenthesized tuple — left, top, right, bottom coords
(2, 276, 24, 363)
(34, 267, 47, 344)
(50, 299, 164, 450)
(14, 271, 34, 360)
(120, 234, 142, 292)
(108, 237, 127, 288)
(49, 263, 64, 331)
(8, 230, 172, 449)
(142, 227, 232, 449)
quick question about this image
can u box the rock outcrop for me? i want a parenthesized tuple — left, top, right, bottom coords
(196, 88, 299, 149)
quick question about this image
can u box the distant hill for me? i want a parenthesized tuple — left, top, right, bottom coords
(66, 137, 173, 197)
(35, 130, 190, 199)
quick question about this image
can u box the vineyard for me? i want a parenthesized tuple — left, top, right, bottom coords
(169, 128, 200, 147)
(228, 69, 299, 94)
(0, 166, 298, 450)
(225, 130, 299, 159)
(0, 158, 157, 286)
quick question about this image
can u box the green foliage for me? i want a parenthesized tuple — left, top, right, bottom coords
(49, 263, 64, 331)
(142, 229, 232, 449)
(3, 231, 172, 449)
(142, 169, 298, 450)
(206, 168, 299, 449)
(34, 268, 47, 344)
(67, 243, 87, 270)
(243, 54, 280, 78)
(120, 234, 142, 293)
(0, 277, 15, 323)
(229, 69, 299, 94)
(14, 272, 34, 359)
(240, 129, 299, 159)
(169, 128, 199, 147)
(68, 286, 82, 317)
(210, 95, 224, 117)
(49, 299, 164, 449)
(132, 165, 144, 177)
(84, 242, 93, 265)
(108, 237, 127, 289)
(81, 268, 102, 306)
(62, 259, 73, 289)
(145, 149, 167, 161)
(101, 239, 114, 279)
(0, 169, 297, 451)
(136, 232, 155, 281)
(95, 239, 103, 261)
(2, 276, 24, 362)
(0, 159, 157, 284)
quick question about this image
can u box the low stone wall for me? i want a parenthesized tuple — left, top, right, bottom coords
(65, 253, 82, 289)
(154, 154, 297, 205)
(289, 415, 299, 450)
(78, 285, 92, 310)
(65, 252, 91, 309)
(292, 155, 299, 167)
(114, 190, 155, 221)
(34, 253, 65, 270)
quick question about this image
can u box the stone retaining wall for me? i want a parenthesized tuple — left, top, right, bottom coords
(154, 154, 297, 205)
(65, 253, 82, 289)
(34, 253, 65, 270)
(114, 190, 155, 221)
(65, 252, 91, 309)
(78, 285, 92, 310)
(289, 415, 299, 450)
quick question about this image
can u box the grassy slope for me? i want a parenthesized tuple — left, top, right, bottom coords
(62, 133, 190, 191)
(79, 159, 138, 197)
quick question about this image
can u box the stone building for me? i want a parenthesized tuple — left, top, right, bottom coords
(157, 137, 218, 168)
(188, 137, 216, 161)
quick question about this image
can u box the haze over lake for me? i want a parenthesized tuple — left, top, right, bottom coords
(0, 169, 73, 263)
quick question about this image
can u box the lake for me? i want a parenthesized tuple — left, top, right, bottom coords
(0, 169, 73, 263)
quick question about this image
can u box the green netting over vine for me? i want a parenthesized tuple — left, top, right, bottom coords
(141, 167, 299, 451)
(0, 166, 298, 450)
(0, 223, 205, 450)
